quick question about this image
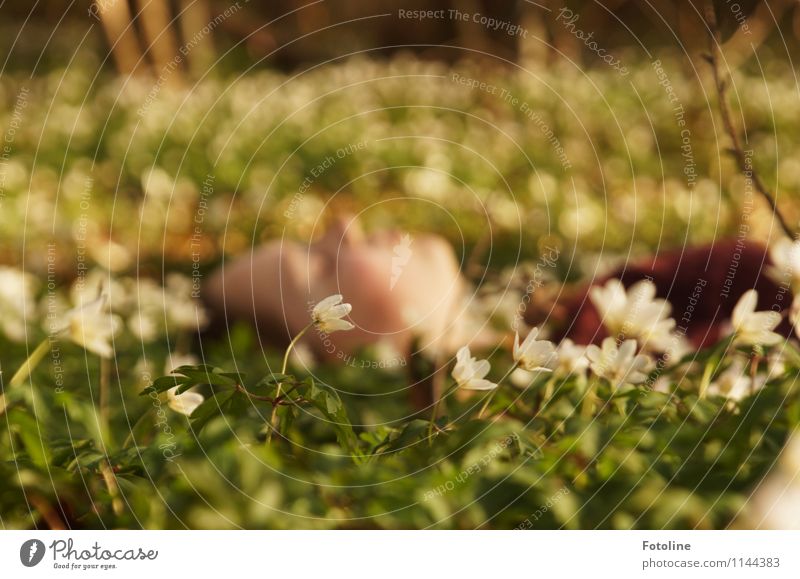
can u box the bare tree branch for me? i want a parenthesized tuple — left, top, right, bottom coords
(702, 1, 794, 239)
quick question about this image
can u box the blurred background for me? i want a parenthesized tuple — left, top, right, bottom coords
(2, 1, 800, 530)
(2, 0, 799, 283)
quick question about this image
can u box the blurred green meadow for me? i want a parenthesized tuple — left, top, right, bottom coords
(1, 1, 800, 530)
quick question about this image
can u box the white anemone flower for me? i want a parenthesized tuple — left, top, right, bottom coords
(707, 357, 755, 402)
(312, 294, 355, 333)
(167, 387, 205, 416)
(164, 353, 204, 416)
(88, 238, 132, 272)
(513, 327, 556, 372)
(589, 278, 676, 351)
(769, 238, 800, 293)
(586, 337, 652, 388)
(165, 274, 209, 332)
(58, 295, 122, 359)
(555, 339, 589, 377)
(452, 346, 497, 391)
(790, 294, 800, 340)
(0, 266, 38, 342)
(731, 289, 782, 347)
(589, 278, 629, 330)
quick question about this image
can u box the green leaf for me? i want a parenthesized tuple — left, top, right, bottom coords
(143, 365, 240, 397)
(190, 389, 238, 432)
(305, 380, 359, 453)
(144, 375, 184, 395)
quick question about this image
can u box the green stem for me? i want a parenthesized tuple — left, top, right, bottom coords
(100, 356, 111, 447)
(698, 359, 715, 400)
(9, 339, 51, 389)
(477, 361, 525, 419)
(581, 379, 597, 419)
(541, 373, 557, 406)
(428, 382, 458, 441)
(478, 389, 498, 419)
(268, 323, 313, 443)
(122, 410, 152, 449)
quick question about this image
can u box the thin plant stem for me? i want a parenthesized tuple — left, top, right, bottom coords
(581, 380, 597, 419)
(749, 353, 761, 397)
(699, 356, 718, 400)
(428, 382, 458, 441)
(541, 373, 557, 406)
(478, 389, 498, 419)
(122, 409, 152, 449)
(99, 356, 111, 445)
(9, 339, 51, 388)
(703, 0, 794, 239)
(477, 362, 521, 419)
(268, 322, 313, 443)
(99, 459, 124, 517)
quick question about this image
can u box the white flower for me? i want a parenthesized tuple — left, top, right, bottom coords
(731, 289, 782, 347)
(166, 299, 209, 332)
(0, 266, 38, 342)
(586, 337, 651, 388)
(746, 435, 800, 529)
(165, 273, 208, 332)
(71, 269, 130, 313)
(167, 387, 204, 416)
(165, 353, 204, 415)
(165, 352, 199, 375)
(452, 345, 497, 391)
(589, 278, 676, 351)
(707, 357, 754, 401)
(88, 238, 132, 272)
(57, 295, 122, 358)
(513, 327, 556, 372)
(509, 367, 537, 388)
(555, 339, 589, 377)
(790, 294, 800, 340)
(589, 278, 629, 330)
(129, 310, 159, 342)
(311, 294, 354, 333)
(769, 238, 800, 292)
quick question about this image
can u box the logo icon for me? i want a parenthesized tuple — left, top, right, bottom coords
(20, 539, 46, 567)
(390, 234, 413, 290)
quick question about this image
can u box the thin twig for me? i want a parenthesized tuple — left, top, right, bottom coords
(234, 383, 305, 406)
(702, 1, 794, 239)
(99, 460, 124, 517)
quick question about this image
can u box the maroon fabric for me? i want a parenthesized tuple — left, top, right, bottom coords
(552, 239, 791, 348)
